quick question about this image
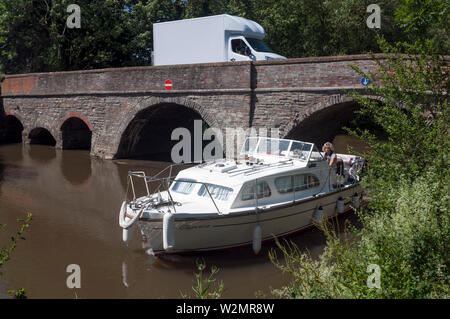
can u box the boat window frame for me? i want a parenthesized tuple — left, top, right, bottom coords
(240, 137, 318, 162)
(197, 183, 234, 201)
(241, 180, 272, 201)
(256, 138, 291, 156)
(170, 178, 198, 195)
(274, 173, 321, 194)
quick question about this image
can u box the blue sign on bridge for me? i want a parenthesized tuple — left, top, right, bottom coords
(361, 77, 370, 86)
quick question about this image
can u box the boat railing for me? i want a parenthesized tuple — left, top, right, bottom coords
(126, 171, 222, 215)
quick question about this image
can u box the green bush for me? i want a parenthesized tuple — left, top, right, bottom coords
(270, 172, 449, 298)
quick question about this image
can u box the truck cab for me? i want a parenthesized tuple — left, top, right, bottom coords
(228, 36, 285, 62)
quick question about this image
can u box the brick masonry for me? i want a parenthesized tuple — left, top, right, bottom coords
(0, 54, 387, 159)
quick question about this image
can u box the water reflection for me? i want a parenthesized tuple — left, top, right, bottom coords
(60, 150, 92, 187)
(28, 144, 56, 163)
(0, 143, 23, 162)
(0, 156, 4, 192)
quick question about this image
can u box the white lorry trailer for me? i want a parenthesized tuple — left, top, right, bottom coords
(152, 14, 286, 66)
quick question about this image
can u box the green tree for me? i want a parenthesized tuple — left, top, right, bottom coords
(0, 0, 53, 74)
(0, 0, 185, 74)
(325, 0, 403, 56)
(395, 0, 449, 53)
(184, 0, 229, 18)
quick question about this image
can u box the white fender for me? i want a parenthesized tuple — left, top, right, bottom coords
(314, 206, 324, 223)
(163, 212, 175, 250)
(337, 197, 345, 214)
(119, 201, 141, 229)
(123, 228, 131, 243)
(119, 201, 141, 243)
(252, 225, 262, 255)
(353, 193, 360, 209)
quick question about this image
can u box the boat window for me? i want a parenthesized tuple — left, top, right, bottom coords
(275, 176, 293, 193)
(257, 138, 290, 156)
(275, 174, 320, 194)
(309, 145, 325, 162)
(198, 183, 233, 201)
(289, 142, 311, 161)
(241, 137, 259, 155)
(241, 181, 272, 201)
(171, 179, 196, 194)
(294, 174, 320, 190)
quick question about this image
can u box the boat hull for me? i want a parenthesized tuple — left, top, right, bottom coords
(137, 184, 361, 255)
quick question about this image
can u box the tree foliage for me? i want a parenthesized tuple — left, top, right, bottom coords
(1, 0, 448, 75)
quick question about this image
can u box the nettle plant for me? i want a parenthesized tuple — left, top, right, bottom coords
(0, 213, 32, 299)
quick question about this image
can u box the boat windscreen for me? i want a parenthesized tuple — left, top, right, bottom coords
(241, 137, 259, 155)
(309, 145, 325, 161)
(257, 138, 290, 156)
(288, 141, 312, 161)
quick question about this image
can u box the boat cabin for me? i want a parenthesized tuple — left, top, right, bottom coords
(167, 137, 361, 214)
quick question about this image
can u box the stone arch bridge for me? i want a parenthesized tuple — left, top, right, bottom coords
(0, 54, 383, 160)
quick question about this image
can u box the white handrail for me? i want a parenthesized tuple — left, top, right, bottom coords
(126, 172, 223, 215)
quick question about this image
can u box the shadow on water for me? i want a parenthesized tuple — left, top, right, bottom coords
(0, 144, 23, 162)
(0, 156, 4, 188)
(60, 150, 92, 187)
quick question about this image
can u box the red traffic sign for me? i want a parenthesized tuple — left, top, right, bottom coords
(164, 80, 173, 90)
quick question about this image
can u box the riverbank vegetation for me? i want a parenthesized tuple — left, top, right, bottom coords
(0, 213, 32, 298)
(268, 31, 449, 299)
(182, 259, 224, 299)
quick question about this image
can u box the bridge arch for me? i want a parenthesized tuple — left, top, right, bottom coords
(0, 114, 24, 144)
(283, 94, 382, 148)
(28, 127, 57, 146)
(114, 97, 219, 161)
(60, 114, 93, 150)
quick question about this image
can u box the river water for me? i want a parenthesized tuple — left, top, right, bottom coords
(0, 137, 360, 299)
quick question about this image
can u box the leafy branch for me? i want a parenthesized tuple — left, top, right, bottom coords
(0, 213, 32, 298)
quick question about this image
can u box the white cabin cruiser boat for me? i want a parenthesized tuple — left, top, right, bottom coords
(119, 137, 364, 255)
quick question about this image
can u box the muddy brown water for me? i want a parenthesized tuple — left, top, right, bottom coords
(0, 136, 361, 299)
